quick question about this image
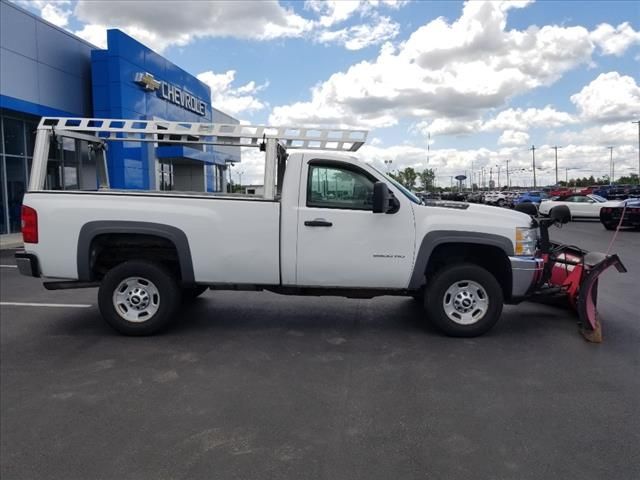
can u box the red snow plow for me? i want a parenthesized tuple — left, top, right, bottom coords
(521, 204, 627, 343)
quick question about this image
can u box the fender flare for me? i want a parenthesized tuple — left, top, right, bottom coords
(408, 230, 514, 289)
(77, 221, 194, 282)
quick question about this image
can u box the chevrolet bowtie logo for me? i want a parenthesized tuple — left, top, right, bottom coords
(134, 72, 161, 91)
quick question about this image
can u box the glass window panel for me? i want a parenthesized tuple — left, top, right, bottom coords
(0, 156, 7, 234)
(62, 138, 78, 189)
(26, 121, 38, 157)
(45, 142, 63, 190)
(307, 164, 374, 210)
(78, 141, 97, 190)
(5, 156, 26, 233)
(3, 117, 25, 156)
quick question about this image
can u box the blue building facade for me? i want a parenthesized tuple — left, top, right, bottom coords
(0, 0, 239, 234)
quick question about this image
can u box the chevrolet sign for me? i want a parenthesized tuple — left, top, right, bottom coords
(134, 72, 206, 116)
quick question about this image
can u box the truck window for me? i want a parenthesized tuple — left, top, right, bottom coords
(307, 164, 374, 210)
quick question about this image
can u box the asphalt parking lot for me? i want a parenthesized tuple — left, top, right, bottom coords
(1, 221, 639, 480)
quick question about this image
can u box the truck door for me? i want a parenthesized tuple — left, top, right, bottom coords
(296, 159, 415, 289)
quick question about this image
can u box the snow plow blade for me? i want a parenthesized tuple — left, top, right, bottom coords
(543, 246, 627, 343)
(575, 252, 626, 343)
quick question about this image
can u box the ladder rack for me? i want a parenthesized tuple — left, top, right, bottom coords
(38, 117, 368, 152)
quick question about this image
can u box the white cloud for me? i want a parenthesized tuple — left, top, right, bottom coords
(570, 72, 640, 123)
(482, 106, 577, 131)
(68, 0, 410, 53)
(41, 2, 71, 27)
(72, 0, 314, 52)
(306, 0, 363, 27)
(73, 24, 107, 48)
(498, 130, 530, 146)
(590, 22, 640, 56)
(269, 1, 604, 128)
(197, 70, 269, 117)
(415, 118, 482, 136)
(356, 141, 637, 187)
(316, 16, 399, 50)
(14, 0, 72, 28)
(305, 0, 408, 27)
(549, 121, 637, 147)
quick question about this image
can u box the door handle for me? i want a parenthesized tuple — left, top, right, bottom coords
(304, 219, 333, 227)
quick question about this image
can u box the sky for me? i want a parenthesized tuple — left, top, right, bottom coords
(14, 0, 640, 188)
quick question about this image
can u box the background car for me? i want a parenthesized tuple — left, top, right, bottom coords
(514, 191, 548, 205)
(417, 191, 441, 202)
(539, 194, 621, 218)
(466, 192, 484, 203)
(483, 191, 508, 206)
(599, 198, 640, 230)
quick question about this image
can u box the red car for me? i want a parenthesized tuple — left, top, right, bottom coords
(548, 188, 573, 197)
(579, 185, 601, 195)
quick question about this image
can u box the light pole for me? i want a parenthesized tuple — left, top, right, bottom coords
(607, 146, 614, 185)
(225, 160, 235, 193)
(384, 159, 393, 172)
(530, 145, 537, 188)
(633, 121, 640, 183)
(552, 146, 561, 185)
(505, 159, 510, 189)
(495, 164, 501, 189)
(237, 170, 244, 189)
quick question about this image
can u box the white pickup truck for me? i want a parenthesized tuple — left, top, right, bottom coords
(16, 117, 545, 337)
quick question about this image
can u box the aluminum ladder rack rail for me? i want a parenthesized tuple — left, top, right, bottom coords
(37, 117, 368, 152)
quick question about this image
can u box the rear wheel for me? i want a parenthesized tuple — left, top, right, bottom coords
(497, 199, 505, 207)
(98, 260, 181, 335)
(602, 222, 617, 230)
(425, 263, 503, 337)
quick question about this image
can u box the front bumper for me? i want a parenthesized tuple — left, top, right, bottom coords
(509, 256, 544, 302)
(14, 250, 40, 277)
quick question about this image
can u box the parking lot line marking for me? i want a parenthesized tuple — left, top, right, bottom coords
(0, 265, 18, 268)
(0, 302, 93, 308)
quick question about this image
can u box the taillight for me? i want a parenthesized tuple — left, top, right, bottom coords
(21, 205, 38, 244)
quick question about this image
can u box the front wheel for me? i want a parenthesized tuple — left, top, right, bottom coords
(98, 260, 181, 335)
(602, 222, 617, 231)
(425, 263, 503, 337)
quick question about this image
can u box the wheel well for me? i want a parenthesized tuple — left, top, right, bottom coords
(89, 234, 181, 281)
(425, 243, 512, 301)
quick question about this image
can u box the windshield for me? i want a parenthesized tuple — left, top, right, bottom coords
(369, 165, 422, 205)
(590, 194, 607, 202)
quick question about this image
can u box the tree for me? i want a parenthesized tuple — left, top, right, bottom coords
(397, 167, 417, 190)
(418, 168, 436, 191)
(616, 173, 639, 184)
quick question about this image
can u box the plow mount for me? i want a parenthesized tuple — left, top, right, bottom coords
(525, 205, 627, 343)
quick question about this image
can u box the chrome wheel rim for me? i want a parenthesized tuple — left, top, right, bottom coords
(442, 280, 489, 325)
(112, 277, 160, 323)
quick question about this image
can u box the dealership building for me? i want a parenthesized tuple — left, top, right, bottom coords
(0, 0, 240, 235)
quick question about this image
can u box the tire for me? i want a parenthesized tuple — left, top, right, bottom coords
(497, 199, 505, 207)
(425, 263, 503, 337)
(602, 222, 617, 231)
(183, 285, 208, 300)
(98, 260, 181, 336)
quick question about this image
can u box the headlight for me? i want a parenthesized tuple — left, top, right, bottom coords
(515, 227, 538, 256)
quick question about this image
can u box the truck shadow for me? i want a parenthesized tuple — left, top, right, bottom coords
(42, 291, 617, 343)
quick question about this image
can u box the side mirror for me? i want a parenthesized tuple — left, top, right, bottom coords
(372, 181, 390, 213)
